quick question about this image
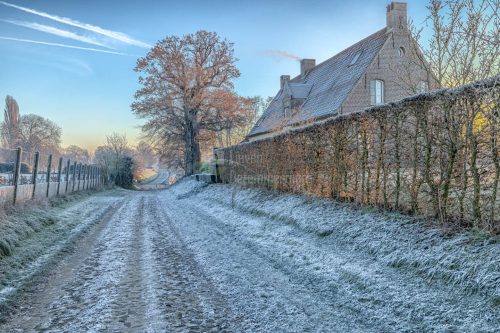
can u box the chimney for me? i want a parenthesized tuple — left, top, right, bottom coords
(386, 2, 407, 32)
(300, 59, 316, 77)
(280, 75, 290, 89)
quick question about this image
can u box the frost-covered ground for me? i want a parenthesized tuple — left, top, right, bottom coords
(0, 179, 498, 332)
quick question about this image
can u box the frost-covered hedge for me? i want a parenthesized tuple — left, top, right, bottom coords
(216, 76, 500, 233)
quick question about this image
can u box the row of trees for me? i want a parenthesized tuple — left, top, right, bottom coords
(2, 95, 62, 156)
(1, 96, 158, 188)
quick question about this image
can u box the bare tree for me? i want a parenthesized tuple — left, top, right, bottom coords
(135, 141, 157, 168)
(95, 133, 136, 187)
(18, 114, 61, 155)
(132, 30, 240, 175)
(202, 90, 260, 147)
(106, 132, 129, 159)
(62, 145, 90, 164)
(409, 0, 499, 88)
(1, 95, 20, 148)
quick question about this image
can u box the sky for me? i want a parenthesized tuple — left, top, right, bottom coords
(0, 0, 429, 151)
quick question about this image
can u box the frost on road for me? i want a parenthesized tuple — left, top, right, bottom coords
(0, 179, 498, 332)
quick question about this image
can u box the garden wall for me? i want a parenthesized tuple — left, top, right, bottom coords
(215, 76, 500, 233)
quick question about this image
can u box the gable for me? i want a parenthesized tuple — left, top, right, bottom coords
(249, 28, 390, 137)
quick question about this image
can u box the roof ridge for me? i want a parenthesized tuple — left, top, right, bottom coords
(291, 27, 388, 82)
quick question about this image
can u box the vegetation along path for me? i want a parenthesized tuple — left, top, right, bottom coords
(0, 180, 498, 332)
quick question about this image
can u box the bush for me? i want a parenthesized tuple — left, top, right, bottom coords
(0, 162, 32, 174)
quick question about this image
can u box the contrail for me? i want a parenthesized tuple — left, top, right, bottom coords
(1, 19, 113, 49)
(0, 36, 131, 55)
(263, 49, 301, 61)
(0, 1, 151, 48)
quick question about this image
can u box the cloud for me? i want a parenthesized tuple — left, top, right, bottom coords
(0, 1, 151, 48)
(262, 49, 301, 61)
(0, 36, 131, 55)
(1, 19, 113, 49)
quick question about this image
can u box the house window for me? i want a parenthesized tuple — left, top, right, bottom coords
(398, 46, 405, 57)
(284, 107, 290, 118)
(370, 79, 384, 105)
(416, 81, 428, 94)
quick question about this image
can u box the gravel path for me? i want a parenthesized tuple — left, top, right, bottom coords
(0, 181, 497, 332)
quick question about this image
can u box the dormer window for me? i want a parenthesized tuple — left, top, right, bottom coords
(350, 51, 362, 66)
(398, 46, 405, 57)
(370, 79, 384, 105)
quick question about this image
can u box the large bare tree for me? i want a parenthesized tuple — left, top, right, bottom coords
(132, 30, 240, 175)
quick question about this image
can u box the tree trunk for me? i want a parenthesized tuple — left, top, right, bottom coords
(184, 110, 201, 176)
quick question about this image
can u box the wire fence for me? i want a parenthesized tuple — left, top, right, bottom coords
(0, 147, 103, 207)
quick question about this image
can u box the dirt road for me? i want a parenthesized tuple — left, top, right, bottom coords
(0, 181, 497, 332)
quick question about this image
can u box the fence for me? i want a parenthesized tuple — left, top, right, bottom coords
(0, 147, 102, 207)
(215, 76, 500, 233)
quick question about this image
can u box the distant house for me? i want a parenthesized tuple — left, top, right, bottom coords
(248, 2, 434, 141)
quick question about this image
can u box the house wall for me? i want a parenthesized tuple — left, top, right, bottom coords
(341, 30, 432, 115)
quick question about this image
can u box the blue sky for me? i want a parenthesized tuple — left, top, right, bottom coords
(0, 0, 428, 151)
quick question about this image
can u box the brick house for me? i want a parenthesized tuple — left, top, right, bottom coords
(247, 2, 434, 141)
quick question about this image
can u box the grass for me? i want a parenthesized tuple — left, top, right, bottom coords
(182, 179, 500, 300)
(0, 187, 107, 262)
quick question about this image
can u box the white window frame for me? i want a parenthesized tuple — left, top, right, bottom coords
(370, 79, 384, 105)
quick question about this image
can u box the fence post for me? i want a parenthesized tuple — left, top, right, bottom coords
(72, 161, 77, 192)
(83, 164, 90, 190)
(65, 159, 71, 194)
(76, 163, 82, 191)
(46, 154, 52, 197)
(82, 165, 86, 190)
(32, 152, 39, 199)
(12, 147, 22, 205)
(86, 166, 91, 190)
(56, 157, 63, 196)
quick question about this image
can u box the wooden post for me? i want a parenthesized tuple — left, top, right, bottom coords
(86, 166, 91, 190)
(213, 147, 220, 183)
(83, 165, 87, 190)
(12, 147, 22, 205)
(77, 163, 82, 191)
(46, 154, 52, 197)
(56, 157, 63, 196)
(32, 152, 39, 199)
(87, 165, 90, 189)
(72, 161, 77, 192)
(82, 165, 87, 190)
(65, 159, 71, 194)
